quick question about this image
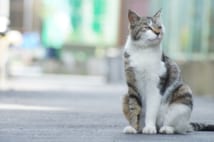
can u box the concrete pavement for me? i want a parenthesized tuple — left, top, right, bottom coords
(0, 77, 214, 142)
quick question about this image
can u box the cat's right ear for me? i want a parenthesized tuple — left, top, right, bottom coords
(128, 9, 140, 24)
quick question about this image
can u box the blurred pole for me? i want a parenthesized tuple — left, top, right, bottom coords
(0, 36, 9, 90)
(118, 0, 128, 46)
(24, 0, 33, 32)
(0, 0, 9, 18)
(0, 0, 9, 90)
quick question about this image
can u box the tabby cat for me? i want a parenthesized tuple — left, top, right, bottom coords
(122, 9, 214, 134)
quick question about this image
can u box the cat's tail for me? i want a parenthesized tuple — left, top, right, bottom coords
(190, 122, 214, 131)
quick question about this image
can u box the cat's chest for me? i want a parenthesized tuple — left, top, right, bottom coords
(126, 49, 167, 96)
(128, 49, 164, 75)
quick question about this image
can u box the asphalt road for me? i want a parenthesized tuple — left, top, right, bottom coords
(0, 86, 214, 142)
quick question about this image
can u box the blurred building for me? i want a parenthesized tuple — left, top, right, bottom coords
(0, 0, 213, 94)
(10, 0, 41, 32)
(150, 0, 214, 95)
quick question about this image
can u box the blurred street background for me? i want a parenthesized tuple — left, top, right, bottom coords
(0, 0, 214, 141)
(0, 0, 213, 94)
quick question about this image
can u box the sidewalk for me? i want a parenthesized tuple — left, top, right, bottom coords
(0, 75, 213, 142)
(2, 74, 126, 92)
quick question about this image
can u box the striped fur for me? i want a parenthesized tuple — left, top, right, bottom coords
(123, 50, 142, 132)
(122, 9, 214, 134)
(190, 122, 214, 131)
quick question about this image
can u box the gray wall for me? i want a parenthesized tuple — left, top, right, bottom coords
(179, 61, 214, 96)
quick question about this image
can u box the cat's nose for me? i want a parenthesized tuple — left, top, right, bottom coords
(154, 31, 160, 36)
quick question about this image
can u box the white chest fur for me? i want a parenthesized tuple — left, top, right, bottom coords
(124, 38, 166, 96)
(129, 48, 162, 73)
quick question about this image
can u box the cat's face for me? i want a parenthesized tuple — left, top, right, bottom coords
(128, 9, 164, 47)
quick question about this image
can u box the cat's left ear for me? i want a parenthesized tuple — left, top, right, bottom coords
(153, 9, 162, 22)
(128, 9, 140, 24)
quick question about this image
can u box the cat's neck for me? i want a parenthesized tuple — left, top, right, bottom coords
(125, 35, 162, 58)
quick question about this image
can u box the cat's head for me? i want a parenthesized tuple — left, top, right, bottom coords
(128, 9, 164, 47)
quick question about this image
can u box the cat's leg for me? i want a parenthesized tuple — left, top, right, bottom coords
(142, 76, 162, 134)
(142, 79, 162, 134)
(159, 85, 193, 134)
(123, 64, 142, 134)
(123, 94, 141, 134)
(159, 104, 192, 134)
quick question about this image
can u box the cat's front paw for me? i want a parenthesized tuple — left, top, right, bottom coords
(159, 126, 174, 134)
(123, 126, 137, 134)
(142, 126, 157, 134)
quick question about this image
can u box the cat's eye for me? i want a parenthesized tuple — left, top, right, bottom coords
(145, 26, 152, 30)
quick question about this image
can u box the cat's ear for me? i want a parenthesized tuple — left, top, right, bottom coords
(153, 9, 162, 18)
(128, 9, 140, 24)
(153, 9, 162, 22)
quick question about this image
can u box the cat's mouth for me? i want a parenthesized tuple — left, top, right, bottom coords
(148, 37, 161, 42)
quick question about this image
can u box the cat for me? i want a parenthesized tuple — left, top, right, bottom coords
(122, 9, 214, 134)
